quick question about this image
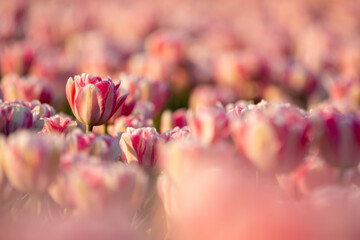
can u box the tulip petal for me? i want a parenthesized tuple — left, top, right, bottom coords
(74, 84, 103, 125)
(120, 133, 139, 164)
(65, 77, 75, 111)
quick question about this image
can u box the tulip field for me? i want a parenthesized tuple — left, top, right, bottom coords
(2, 0, 360, 239)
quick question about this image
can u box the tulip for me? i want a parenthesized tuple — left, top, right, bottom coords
(162, 126, 191, 141)
(231, 101, 310, 173)
(187, 106, 229, 144)
(64, 130, 120, 161)
(65, 73, 128, 130)
(1, 74, 53, 104)
(311, 108, 360, 169)
(2, 130, 63, 193)
(115, 73, 169, 114)
(119, 127, 162, 169)
(160, 108, 187, 133)
(109, 115, 153, 136)
(41, 114, 77, 135)
(0, 101, 37, 135)
(68, 161, 148, 214)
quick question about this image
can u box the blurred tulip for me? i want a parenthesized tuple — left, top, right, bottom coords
(109, 115, 153, 136)
(68, 161, 148, 214)
(231, 101, 310, 173)
(65, 73, 128, 128)
(311, 108, 360, 169)
(64, 130, 120, 161)
(2, 130, 63, 193)
(1, 74, 53, 104)
(188, 85, 237, 112)
(187, 106, 229, 144)
(0, 101, 39, 135)
(0, 41, 34, 75)
(41, 114, 77, 135)
(160, 108, 187, 133)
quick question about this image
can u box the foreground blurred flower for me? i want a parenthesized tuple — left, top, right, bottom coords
(65, 73, 128, 130)
(311, 108, 360, 169)
(1, 74, 53, 104)
(2, 130, 63, 193)
(231, 101, 310, 173)
(119, 127, 163, 169)
(187, 106, 229, 144)
(68, 161, 148, 214)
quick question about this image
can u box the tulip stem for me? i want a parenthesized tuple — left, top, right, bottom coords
(86, 125, 93, 133)
(103, 123, 108, 135)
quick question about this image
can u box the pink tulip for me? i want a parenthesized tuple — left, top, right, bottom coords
(311, 108, 360, 169)
(41, 114, 77, 135)
(187, 106, 229, 144)
(162, 126, 191, 141)
(160, 108, 187, 133)
(231, 101, 310, 173)
(277, 157, 338, 200)
(64, 130, 120, 161)
(67, 161, 148, 214)
(188, 85, 237, 112)
(2, 130, 63, 193)
(1, 74, 53, 104)
(65, 73, 128, 127)
(0, 101, 37, 135)
(0, 41, 34, 75)
(145, 29, 188, 64)
(109, 115, 153, 136)
(114, 74, 169, 114)
(119, 127, 163, 169)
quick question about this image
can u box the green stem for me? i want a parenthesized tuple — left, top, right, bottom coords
(103, 123, 108, 135)
(86, 125, 93, 133)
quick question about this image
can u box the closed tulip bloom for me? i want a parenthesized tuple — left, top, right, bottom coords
(68, 161, 148, 214)
(41, 114, 77, 135)
(3, 130, 63, 193)
(1, 74, 53, 104)
(187, 106, 229, 145)
(109, 115, 153, 136)
(30, 100, 56, 120)
(65, 73, 128, 127)
(0, 101, 36, 135)
(160, 108, 187, 133)
(119, 127, 162, 169)
(231, 101, 310, 173)
(311, 109, 360, 169)
(64, 130, 120, 161)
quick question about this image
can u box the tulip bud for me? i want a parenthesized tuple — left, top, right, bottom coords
(64, 130, 120, 161)
(41, 114, 77, 135)
(1, 74, 53, 104)
(187, 106, 229, 144)
(2, 130, 63, 193)
(311, 108, 360, 169)
(160, 108, 187, 133)
(119, 127, 162, 169)
(0, 101, 35, 135)
(68, 161, 148, 214)
(231, 101, 310, 173)
(109, 115, 153, 136)
(65, 73, 128, 127)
